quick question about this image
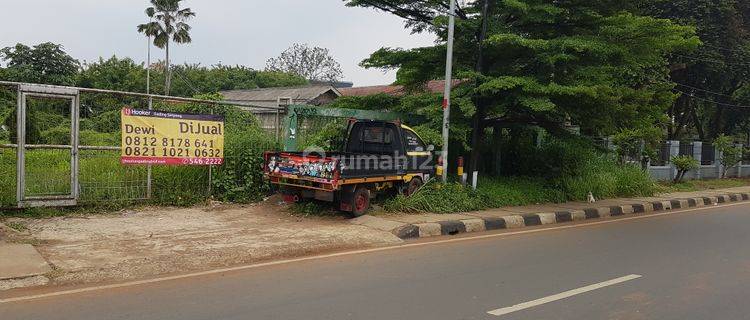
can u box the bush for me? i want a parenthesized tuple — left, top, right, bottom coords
(384, 177, 567, 214)
(557, 153, 656, 200)
(385, 136, 658, 214)
(384, 182, 485, 213)
(211, 129, 277, 203)
(79, 130, 119, 146)
(714, 134, 744, 178)
(671, 155, 699, 183)
(39, 125, 71, 145)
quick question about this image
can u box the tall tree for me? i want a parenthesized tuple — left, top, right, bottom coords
(266, 43, 344, 83)
(0, 42, 79, 85)
(137, 0, 195, 96)
(641, 0, 750, 140)
(346, 0, 700, 174)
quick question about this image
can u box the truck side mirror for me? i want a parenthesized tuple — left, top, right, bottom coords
(427, 145, 435, 152)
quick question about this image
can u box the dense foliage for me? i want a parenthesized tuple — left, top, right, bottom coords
(641, 0, 750, 140)
(384, 137, 657, 213)
(346, 0, 700, 174)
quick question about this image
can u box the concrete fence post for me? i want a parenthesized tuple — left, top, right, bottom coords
(693, 141, 702, 180)
(716, 147, 724, 179)
(737, 144, 743, 178)
(669, 140, 680, 181)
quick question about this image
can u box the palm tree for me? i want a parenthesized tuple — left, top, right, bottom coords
(137, 0, 195, 95)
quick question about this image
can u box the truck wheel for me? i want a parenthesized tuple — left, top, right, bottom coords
(404, 177, 423, 197)
(351, 187, 371, 217)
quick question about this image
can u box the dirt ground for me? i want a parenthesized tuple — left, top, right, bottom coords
(2, 199, 401, 287)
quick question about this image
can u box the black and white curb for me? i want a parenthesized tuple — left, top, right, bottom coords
(389, 192, 750, 240)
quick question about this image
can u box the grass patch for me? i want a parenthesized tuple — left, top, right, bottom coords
(383, 177, 567, 214)
(657, 178, 750, 193)
(4, 221, 28, 232)
(288, 200, 339, 217)
(384, 158, 657, 214)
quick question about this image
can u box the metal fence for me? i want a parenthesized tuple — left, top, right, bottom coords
(653, 143, 671, 166)
(0, 81, 283, 209)
(701, 144, 715, 165)
(679, 142, 694, 157)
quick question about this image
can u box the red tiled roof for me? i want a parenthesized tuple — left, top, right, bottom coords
(339, 80, 464, 97)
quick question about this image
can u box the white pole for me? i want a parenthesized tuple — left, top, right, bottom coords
(146, 19, 151, 95)
(441, 0, 456, 183)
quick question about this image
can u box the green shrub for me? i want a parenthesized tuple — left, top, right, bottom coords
(84, 110, 121, 133)
(557, 153, 656, 200)
(714, 134, 744, 178)
(384, 136, 658, 214)
(384, 177, 567, 214)
(40, 125, 71, 145)
(211, 129, 277, 203)
(671, 155, 699, 183)
(384, 182, 485, 213)
(476, 177, 566, 207)
(0, 149, 15, 207)
(79, 130, 118, 146)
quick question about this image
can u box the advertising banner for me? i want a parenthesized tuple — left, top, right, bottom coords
(120, 108, 224, 165)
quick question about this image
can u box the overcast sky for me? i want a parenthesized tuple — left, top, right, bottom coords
(0, 0, 436, 86)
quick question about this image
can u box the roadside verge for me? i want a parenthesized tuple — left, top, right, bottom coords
(353, 188, 750, 239)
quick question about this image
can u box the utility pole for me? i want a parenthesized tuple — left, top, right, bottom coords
(146, 18, 151, 96)
(441, 0, 457, 182)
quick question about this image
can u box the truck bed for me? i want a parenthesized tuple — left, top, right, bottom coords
(264, 151, 408, 182)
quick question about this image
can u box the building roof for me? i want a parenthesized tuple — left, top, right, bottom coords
(338, 80, 463, 97)
(220, 85, 341, 109)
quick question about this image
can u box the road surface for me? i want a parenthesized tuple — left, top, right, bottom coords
(2, 203, 750, 319)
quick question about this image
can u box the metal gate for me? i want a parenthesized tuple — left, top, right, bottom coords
(16, 84, 80, 208)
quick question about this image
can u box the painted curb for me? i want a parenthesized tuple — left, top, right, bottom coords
(388, 192, 750, 240)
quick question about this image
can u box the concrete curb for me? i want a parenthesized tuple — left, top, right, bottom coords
(381, 192, 750, 240)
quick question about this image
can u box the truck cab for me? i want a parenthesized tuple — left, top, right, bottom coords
(264, 120, 434, 217)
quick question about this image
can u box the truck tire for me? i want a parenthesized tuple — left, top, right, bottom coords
(351, 187, 371, 217)
(404, 177, 423, 197)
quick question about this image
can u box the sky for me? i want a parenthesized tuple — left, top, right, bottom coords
(0, 0, 437, 86)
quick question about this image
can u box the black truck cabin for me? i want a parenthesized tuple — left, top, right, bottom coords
(264, 120, 435, 216)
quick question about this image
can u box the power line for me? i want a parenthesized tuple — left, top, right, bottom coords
(673, 82, 735, 98)
(172, 68, 200, 94)
(671, 53, 750, 67)
(673, 88, 750, 109)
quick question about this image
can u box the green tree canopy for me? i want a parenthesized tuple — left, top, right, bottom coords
(641, 0, 750, 140)
(346, 0, 700, 172)
(0, 42, 80, 85)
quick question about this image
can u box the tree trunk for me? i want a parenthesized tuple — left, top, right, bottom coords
(691, 105, 705, 141)
(165, 40, 171, 96)
(467, 0, 491, 175)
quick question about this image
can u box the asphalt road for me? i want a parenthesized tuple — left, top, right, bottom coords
(3, 203, 750, 320)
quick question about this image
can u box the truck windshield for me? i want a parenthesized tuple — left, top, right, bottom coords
(404, 129, 426, 152)
(346, 122, 400, 154)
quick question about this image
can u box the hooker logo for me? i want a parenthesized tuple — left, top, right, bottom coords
(123, 108, 132, 116)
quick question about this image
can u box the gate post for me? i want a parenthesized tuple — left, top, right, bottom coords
(668, 140, 680, 182)
(15, 86, 24, 206)
(693, 141, 702, 180)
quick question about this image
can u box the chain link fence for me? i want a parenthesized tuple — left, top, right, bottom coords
(0, 81, 282, 209)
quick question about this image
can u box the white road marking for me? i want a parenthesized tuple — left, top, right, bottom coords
(487, 274, 642, 317)
(1, 201, 747, 304)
